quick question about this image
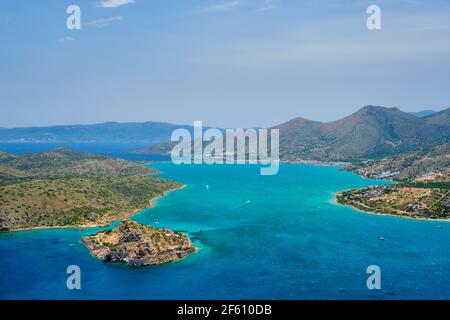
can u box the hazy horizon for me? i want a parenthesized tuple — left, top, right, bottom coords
(0, 104, 447, 129)
(1, 0, 450, 128)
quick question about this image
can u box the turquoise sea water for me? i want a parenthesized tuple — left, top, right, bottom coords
(1, 163, 450, 300)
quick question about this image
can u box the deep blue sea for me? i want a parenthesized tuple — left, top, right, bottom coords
(0, 142, 169, 161)
(1, 144, 450, 299)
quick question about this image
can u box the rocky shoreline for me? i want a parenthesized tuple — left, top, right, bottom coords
(82, 220, 195, 267)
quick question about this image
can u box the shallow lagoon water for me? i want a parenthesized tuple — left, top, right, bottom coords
(1, 163, 450, 299)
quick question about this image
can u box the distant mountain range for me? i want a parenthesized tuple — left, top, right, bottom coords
(0, 122, 194, 144)
(1, 106, 448, 163)
(136, 106, 450, 162)
(408, 110, 437, 118)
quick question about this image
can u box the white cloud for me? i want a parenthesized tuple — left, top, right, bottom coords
(196, 0, 278, 14)
(59, 36, 75, 42)
(86, 16, 123, 27)
(198, 0, 241, 14)
(98, 0, 135, 9)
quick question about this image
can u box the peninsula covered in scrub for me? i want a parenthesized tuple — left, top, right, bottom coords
(339, 142, 450, 220)
(337, 185, 449, 220)
(0, 148, 183, 232)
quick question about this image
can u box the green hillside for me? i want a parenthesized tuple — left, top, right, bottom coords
(0, 149, 182, 231)
(0, 148, 154, 181)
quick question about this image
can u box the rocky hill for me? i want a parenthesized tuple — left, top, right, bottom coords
(276, 106, 450, 162)
(409, 110, 437, 118)
(347, 142, 449, 182)
(134, 140, 179, 156)
(82, 220, 195, 266)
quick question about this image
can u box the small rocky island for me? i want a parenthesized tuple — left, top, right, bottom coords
(82, 220, 195, 266)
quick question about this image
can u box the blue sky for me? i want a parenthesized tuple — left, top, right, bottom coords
(1, 0, 450, 128)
